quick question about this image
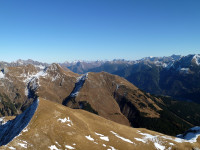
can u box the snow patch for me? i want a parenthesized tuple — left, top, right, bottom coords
(134, 138, 146, 143)
(110, 131, 134, 144)
(70, 73, 88, 97)
(154, 143, 165, 150)
(178, 68, 190, 74)
(51, 74, 61, 82)
(8, 147, 16, 150)
(48, 145, 61, 150)
(193, 54, 200, 65)
(95, 132, 109, 141)
(85, 135, 94, 141)
(65, 145, 75, 149)
(137, 131, 166, 149)
(169, 143, 174, 146)
(18, 142, 27, 148)
(161, 135, 186, 143)
(138, 132, 157, 140)
(22, 127, 29, 133)
(0, 71, 5, 79)
(57, 117, 73, 127)
(24, 69, 47, 97)
(34, 65, 46, 70)
(107, 146, 117, 150)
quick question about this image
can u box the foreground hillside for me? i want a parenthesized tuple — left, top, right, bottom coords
(1, 98, 200, 150)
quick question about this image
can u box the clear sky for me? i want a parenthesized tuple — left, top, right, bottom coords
(0, 0, 200, 63)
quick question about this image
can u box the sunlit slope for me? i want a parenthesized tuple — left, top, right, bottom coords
(1, 98, 200, 150)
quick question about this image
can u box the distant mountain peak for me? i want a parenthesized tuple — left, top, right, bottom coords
(192, 54, 200, 65)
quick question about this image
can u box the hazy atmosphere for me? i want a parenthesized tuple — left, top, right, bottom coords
(0, 0, 200, 63)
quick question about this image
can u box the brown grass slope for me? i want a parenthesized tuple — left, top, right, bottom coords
(1, 98, 200, 150)
(37, 63, 79, 104)
(64, 72, 162, 126)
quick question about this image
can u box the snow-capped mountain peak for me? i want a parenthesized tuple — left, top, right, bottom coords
(192, 54, 200, 65)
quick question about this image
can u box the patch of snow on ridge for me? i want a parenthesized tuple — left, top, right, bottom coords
(24, 68, 47, 97)
(65, 145, 75, 149)
(0, 71, 5, 79)
(70, 73, 88, 97)
(34, 65, 46, 70)
(18, 142, 27, 148)
(22, 127, 29, 133)
(76, 73, 88, 82)
(110, 131, 134, 144)
(48, 145, 61, 150)
(134, 138, 146, 143)
(24, 69, 47, 83)
(107, 146, 117, 150)
(57, 117, 73, 127)
(137, 130, 162, 143)
(137, 130, 197, 146)
(160, 135, 183, 143)
(55, 141, 61, 147)
(85, 135, 94, 141)
(137, 131, 166, 149)
(8, 147, 16, 150)
(95, 132, 109, 141)
(0, 99, 39, 146)
(51, 74, 60, 82)
(178, 67, 190, 74)
(180, 68, 189, 71)
(193, 54, 200, 65)
(154, 143, 165, 150)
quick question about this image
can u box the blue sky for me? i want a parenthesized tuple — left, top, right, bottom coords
(0, 0, 200, 63)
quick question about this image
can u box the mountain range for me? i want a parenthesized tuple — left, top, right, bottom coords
(0, 63, 199, 135)
(61, 54, 200, 103)
(0, 55, 200, 149)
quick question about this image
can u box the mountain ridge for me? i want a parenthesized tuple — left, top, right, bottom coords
(1, 98, 200, 150)
(0, 63, 200, 136)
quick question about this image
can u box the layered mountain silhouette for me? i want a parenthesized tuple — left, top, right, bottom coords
(61, 54, 200, 103)
(0, 56, 200, 149)
(0, 63, 200, 137)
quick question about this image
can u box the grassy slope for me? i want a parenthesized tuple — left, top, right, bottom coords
(1, 98, 200, 150)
